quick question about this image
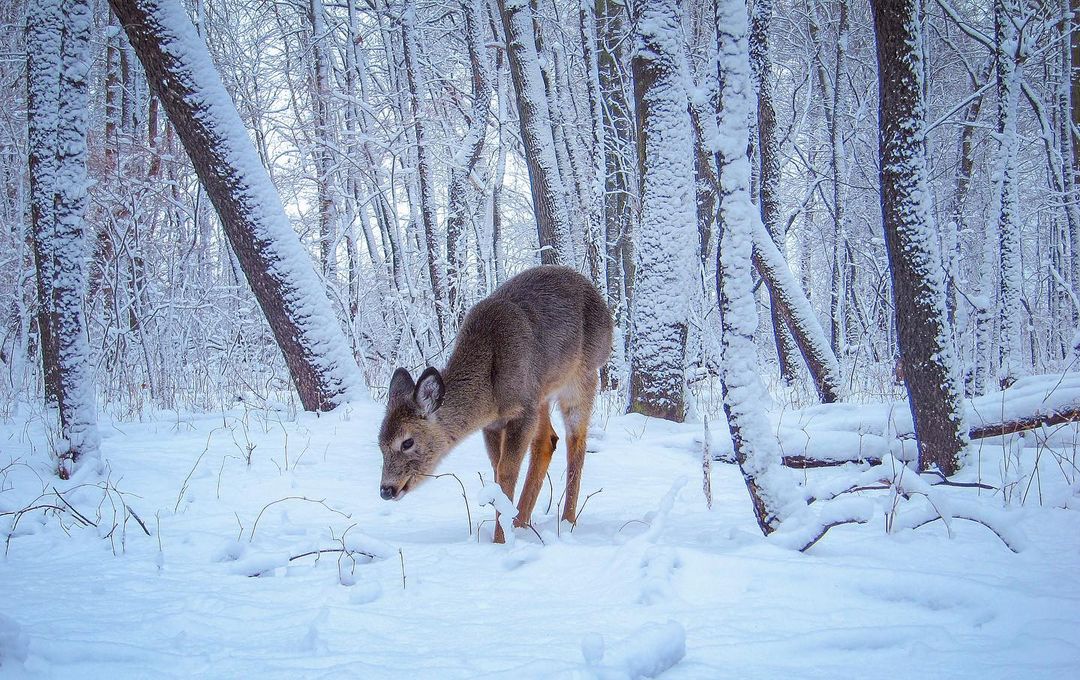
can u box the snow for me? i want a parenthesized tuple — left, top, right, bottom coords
(2, 395, 1078, 677)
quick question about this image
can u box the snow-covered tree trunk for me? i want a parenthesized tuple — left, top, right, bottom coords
(596, 0, 635, 371)
(627, 0, 697, 422)
(26, 0, 62, 408)
(496, 0, 574, 266)
(445, 0, 493, 322)
(871, 0, 968, 476)
(308, 0, 339, 281)
(713, 0, 792, 535)
(750, 226, 843, 403)
(1071, 0, 1080, 316)
(27, 0, 101, 473)
(991, 0, 1025, 386)
(827, 0, 851, 360)
(108, 0, 364, 411)
(401, 1, 448, 345)
(750, 0, 801, 384)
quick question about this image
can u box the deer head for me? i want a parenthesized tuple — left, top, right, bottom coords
(378, 367, 450, 500)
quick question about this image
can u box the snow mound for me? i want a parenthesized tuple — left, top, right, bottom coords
(583, 620, 686, 679)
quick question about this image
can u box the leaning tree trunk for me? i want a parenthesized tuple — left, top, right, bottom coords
(108, 0, 364, 411)
(871, 0, 968, 476)
(27, 0, 101, 474)
(496, 0, 574, 266)
(750, 0, 801, 384)
(714, 0, 791, 535)
(627, 0, 697, 422)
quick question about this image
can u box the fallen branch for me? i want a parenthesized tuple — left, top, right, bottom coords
(288, 547, 376, 562)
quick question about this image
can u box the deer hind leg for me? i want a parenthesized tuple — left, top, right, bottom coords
(559, 370, 598, 525)
(492, 408, 538, 543)
(514, 402, 558, 529)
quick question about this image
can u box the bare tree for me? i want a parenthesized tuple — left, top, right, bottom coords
(871, 0, 968, 476)
(108, 0, 364, 411)
(496, 0, 574, 265)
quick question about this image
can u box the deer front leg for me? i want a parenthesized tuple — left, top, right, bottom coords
(515, 403, 557, 529)
(492, 409, 538, 543)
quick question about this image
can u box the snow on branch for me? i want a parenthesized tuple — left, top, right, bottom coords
(779, 373, 1080, 468)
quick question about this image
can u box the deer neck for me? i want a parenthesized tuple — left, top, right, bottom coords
(434, 371, 495, 444)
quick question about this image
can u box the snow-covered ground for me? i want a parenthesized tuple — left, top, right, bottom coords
(1, 394, 1078, 678)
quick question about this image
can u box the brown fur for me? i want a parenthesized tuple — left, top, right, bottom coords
(378, 266, 613, 542)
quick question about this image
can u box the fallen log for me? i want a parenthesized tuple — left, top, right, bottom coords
(776, 373, 1080, 469)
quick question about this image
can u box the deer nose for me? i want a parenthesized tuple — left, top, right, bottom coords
(380, 485, 396, 500)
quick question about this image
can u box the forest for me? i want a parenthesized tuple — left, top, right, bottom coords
(1, 0, 1079, 677)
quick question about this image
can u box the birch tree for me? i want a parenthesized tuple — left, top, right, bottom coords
(626, 0, 697, 422)
(107, 0, 364, 411)
(26, 0, 101, 473)
(871, 0, 968, 476)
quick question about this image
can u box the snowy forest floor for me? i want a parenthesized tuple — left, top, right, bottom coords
(1, 390, 1079, 679)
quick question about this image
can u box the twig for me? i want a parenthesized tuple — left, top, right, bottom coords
(570, 488, 603, 533)
(288, 548, 376, 562)
(51, 487, 98, 527)
(398, 548, 406, 590)
(797, 519, 869, 552)
(420, 472, 472, 535)
(125, 503, 152, 536)
(248, 496, 351, 542)
(908, 514, 1022, 553)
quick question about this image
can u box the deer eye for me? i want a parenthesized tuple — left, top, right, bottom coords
(401, 438, 414, 451)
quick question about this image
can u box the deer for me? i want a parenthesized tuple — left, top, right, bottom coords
(377, 265, 613, 543)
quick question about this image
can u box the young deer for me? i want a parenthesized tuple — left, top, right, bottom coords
(378, 266, 613, 542)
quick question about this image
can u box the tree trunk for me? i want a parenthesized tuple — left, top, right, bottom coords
(714, 0, 790, 536)
(495, 0, 573, 265)
(27, 0, 101, 473)
(992, 0, 1025, 387)
(871, 0, 968, 476)
(627, 0, 697, 422)
(401, 1, 448, 345)
(596, 0, 635, 371)
(445, 0, 494, 322)
(750, 0, 801, 384)
(308, 0, 339, 281)
(26, 0, 62, 408)
(108, 0, 364, 411)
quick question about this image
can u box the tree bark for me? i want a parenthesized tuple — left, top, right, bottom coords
(402, 1, 448, 345)
(627, 0, 697, 422)
(871, 0, 968, 476)
(108, 0, 364, 411)
(27, 0, 101, 472)
(714, 0, 790, 535)
(750, 0, 801, 384)
(496, 0, 573, 265)
(992, 0, 1025, 386)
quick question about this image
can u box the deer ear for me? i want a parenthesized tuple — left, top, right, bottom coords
(414, 367, 445, 416)
(388, 368, 415, 403)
